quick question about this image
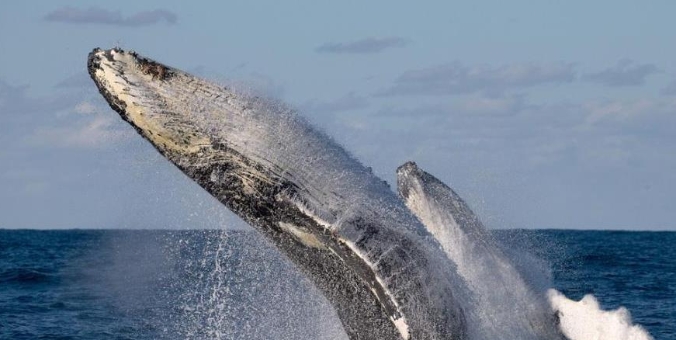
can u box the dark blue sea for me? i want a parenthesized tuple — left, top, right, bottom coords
(1, 229, 674, 339)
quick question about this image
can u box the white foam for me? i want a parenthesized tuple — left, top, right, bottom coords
(548, 289, 654, 340)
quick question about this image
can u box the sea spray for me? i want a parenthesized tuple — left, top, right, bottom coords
(168, 230, 348, 340)
(163, 228, 658, 340)
(548, 289, 654, 340)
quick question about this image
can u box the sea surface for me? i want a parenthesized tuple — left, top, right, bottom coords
(1, 229, 674, 339)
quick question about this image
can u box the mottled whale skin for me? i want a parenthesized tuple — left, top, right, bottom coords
(87, 48, 466, 340)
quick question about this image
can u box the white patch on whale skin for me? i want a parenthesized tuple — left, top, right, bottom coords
(278, 222, 326, 249)
(392, 317, 410, 340)
(339, 238, 411, 340)
(280, 193, 336, 231)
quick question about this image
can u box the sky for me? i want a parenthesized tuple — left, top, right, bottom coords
(1, 1, 675, 230)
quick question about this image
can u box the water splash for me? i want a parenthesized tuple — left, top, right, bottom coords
(548, 290, 654, 340)
(168, 230, 348, 340)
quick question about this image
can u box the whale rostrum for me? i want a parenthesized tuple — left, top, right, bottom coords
(87, 48, 467, 340)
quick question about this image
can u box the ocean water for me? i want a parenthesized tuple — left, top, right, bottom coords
(0, 229, 674, 340)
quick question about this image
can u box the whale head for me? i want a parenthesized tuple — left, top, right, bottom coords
(87, 47, 217, 161)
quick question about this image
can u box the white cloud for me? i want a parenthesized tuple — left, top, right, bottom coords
(28, 114, 132, 149)
(0, 80, 73, 117)
(583, 60, 659, 87)
(379, 61, 576, 96)
(457, 94, 526, 116)
(44, 7, 177, 26)
(580, 97, 676, 129)
(316, 37, 409, 54)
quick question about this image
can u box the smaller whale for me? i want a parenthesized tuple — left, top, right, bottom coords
(397, 162, 564, 340)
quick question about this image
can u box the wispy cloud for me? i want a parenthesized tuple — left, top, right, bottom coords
(372, 94, 527, 119)
(44, 7, 177, 27)
(25, 99, 132, 149)
(315, 37, 409, 54)
(1, 79, 130, 149)
(378, 61, 576, 96)
(0, 80, 74, 120)
(301, 92, 369, 114)
(580, 97, 676, 132)
(583, 60, 659, 87)
(458, 94, 527, 116)
(28, 114, 131, 149)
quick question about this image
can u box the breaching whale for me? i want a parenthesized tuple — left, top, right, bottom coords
(396, 162, 564, 340)
(87, 48, 467, 340)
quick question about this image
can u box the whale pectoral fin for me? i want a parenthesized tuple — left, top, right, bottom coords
(396, 161, 566, 340)
(396, 161, 488, 241)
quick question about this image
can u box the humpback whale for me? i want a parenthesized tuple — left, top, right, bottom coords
(87, 48, 467, 340)
(397, 162, 563, 340)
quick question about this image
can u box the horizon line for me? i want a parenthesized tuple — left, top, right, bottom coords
(1, 226, 675, 232)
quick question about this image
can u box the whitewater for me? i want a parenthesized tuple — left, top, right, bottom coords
(87, 47, 654, 340)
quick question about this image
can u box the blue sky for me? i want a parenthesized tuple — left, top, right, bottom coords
(1, 1, 675, 230)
